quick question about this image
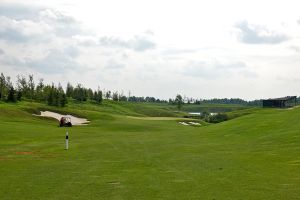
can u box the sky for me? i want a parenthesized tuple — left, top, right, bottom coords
(1, 0, 300, 100)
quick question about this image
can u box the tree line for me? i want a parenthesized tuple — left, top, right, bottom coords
(0, 72, 166, 106)
(0, 73, 68, 106)
(168, 96, 263, 107)
(2, 72, 286, 108)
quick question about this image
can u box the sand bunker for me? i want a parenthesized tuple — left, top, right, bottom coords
(35, 111, 90, 125)
(179, 122, 189, 125)
(179, 121, 201, 126)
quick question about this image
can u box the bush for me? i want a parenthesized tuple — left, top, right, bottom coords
(206, 113, 228, 123)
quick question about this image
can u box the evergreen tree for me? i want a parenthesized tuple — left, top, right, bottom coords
(16, 91, 22, 101)
(105, 90, 111, 99)
(60, 93, 67, 107)
(66, 82, 74, 97)
(0, 73, 6, 100)
(73, 84, 87, 101)
(93, 90, 103, 103)
(112, 92, 119, 101)
(36, 78, 44, 101)
(87, 88, 93, 100)
(47, 85, 54, 106)
(175, 94, 183, 110)
(7, 86, 16, 102)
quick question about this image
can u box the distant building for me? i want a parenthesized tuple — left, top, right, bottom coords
(262, 96, 297, 108)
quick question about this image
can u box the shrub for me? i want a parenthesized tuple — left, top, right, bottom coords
(206, 113, 228, 123)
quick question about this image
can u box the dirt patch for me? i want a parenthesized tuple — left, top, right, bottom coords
(16, 151, 34, 155)
(0, 156, 12, 161)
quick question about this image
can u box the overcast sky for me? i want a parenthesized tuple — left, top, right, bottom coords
(1, 0, 300, 100)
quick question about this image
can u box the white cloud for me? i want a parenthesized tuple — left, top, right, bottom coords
(99, 35, 156, 52)
(182, 60, 253, 79)
(234, 20, 289, 44)
(1, 1, 300, 100)
(0, 16, 52, 43)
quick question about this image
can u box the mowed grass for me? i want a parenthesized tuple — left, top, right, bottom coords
(1, 102, 300, 199)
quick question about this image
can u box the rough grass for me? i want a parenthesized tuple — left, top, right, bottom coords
(0, 101, 300, 199)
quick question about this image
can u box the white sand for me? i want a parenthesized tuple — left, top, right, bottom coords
(189, 122, 201, 125)
(179, 122, 189, 126)
(34, 111, 90, 125)
(178, 121, 201, 126)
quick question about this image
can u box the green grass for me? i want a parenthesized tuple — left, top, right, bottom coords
(0, 101, 300, 199)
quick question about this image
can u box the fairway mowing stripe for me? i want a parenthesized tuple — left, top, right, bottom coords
(172, 179, 188, 183)
(287, 160, 300, 164)
(107, 181, 121, 187)
(15, 151, 34, 155)
(90, 175, 101, 177)
(103, 160, 123, 162)
(288, 163, 300, 165)
(0, 156, 12, 161)
(165, 170, 176, 173)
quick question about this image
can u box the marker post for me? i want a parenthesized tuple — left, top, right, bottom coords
(65, 131, 69, 150)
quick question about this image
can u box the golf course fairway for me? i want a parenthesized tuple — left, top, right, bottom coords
(0, 101, 300, 199)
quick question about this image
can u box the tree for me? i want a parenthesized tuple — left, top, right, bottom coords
(73, 84, 87, 101)
(60, 93, 67, 107)
(28, 74, 35, 100)
(7, 86, 16, 102)
(17, 75, 28, 99)
(112, 92, 119, 101)
(36, 78, 44, 101)
(66, 82, 74, 97)
(200, 111, 210, 119)
(87, 88, 94, 100)
(207, 113, 228, 123)
(16, 91, 22, 101)
(47, 84, 55, 106)
(45, 83, 67, 107)
(0, 73, 6, 100)
(105, 90, 111, 99)
(93, 88, 103, 104)
(175, 94, 183, 110)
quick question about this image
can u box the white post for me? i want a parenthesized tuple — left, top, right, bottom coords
(65, 131, 69, 150)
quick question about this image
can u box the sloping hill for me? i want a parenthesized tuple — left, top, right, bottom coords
(0, 101, 299, 199)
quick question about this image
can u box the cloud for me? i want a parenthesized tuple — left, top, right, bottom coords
(0, 3, 43, 20)
(0, 16, 52, 43)
(289, 46, 300, 53)
(0, 47, 82, 74)
(0, 4, 84, 43)
(72, 35, 99, 46)
(277, 76, 300, 83)
(99, 35, 155, 51)
(162, 48, 198, 55)
(27, 49, 82, 73)
(73, 34, 156, 51)
(0, 49, 4, 55)
(38, 9, 83, 37)
(235, 20, 289, 44)
(105, 59, 126, 70)
(182, 60, 252, 79)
